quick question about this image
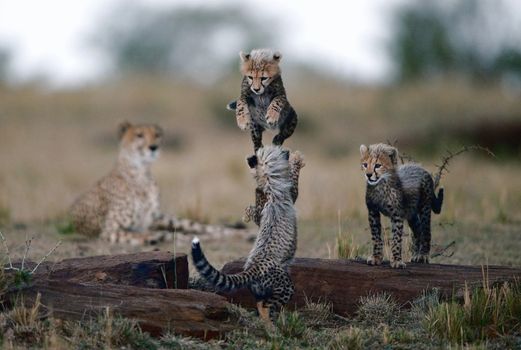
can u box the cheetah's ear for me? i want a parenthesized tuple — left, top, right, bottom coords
(154, 124, 163, 137)
(118, 121, 132, 139)
(273, 51, 282, 62)
(360, 144, 368, 157)
(386, 147, 398, 165)
(281, 149, 290, 161)
(239, 51, 251, 62)
(247, 155, 258, 169)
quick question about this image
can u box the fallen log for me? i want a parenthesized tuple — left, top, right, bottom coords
(221, 258, 521, 315)
(13, 251, 188, 289)
(6, 280, 236, 339)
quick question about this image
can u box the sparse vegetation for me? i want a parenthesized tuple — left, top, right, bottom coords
(423, 280, 521, 344)
(356, 292, 399, 326)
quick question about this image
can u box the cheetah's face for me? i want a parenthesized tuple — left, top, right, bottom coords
(240, 50, 282, 95)
(118, 122, 163, 164)
(360, 144, 397, 186)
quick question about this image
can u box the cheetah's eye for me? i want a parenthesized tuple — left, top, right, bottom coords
(362, 163, 367, 168)
(136, 132, 144, 138)
(260, 77, 268, 81)
(375, 164, 381, 169)
(247, 76, 253, 80)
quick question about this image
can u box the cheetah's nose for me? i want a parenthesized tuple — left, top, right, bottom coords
(366, 173, 373, 179)
(253, 87, 261, 92)
(149, 145, 158, 152)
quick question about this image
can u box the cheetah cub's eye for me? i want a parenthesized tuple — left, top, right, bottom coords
(362, 163, 368, 168)
(247, 75, 253, 80)
(260, 77, 268, 81)
(374, 164, 381, 169)
(136, 132, 144, 138)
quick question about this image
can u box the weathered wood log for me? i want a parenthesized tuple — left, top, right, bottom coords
(6, 280, 236, 339)
(221, 258, 521, 315)
(13, 251, 188, 289)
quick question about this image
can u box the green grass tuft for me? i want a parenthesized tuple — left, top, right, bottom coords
(423, 279, 521, 344)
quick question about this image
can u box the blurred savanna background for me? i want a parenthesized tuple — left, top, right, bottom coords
(0, 0, 520, 268)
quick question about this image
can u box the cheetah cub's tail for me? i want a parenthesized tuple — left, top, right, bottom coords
(432, 187, 444, 214)
(226, 100, 237, 111)
(191, 237, 256, 291)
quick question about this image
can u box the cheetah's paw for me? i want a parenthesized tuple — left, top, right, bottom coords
(367, 255, 383, 266)
(236, 112, 252, 131)
(266, 108, 280, 127)
(411, 254, 429, 264)
(390, 260, 406, 269)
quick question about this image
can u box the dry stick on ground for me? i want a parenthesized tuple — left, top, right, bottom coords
(0, 231, 14, 270)
(433, 145, 495, 190)
(0, 230, 62, 274)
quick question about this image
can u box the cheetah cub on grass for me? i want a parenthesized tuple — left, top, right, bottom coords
(360, 143, 444, 268)
(192, 146, 297, 323)
(69, 122, 176, 245)
(227, 48, 298, 152)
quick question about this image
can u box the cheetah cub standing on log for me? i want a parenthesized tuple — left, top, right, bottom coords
(360, 143, 444, 268)
(227, 49, 298, 152)
(192, 146, 297, 323)
(69, 122, 176, 245)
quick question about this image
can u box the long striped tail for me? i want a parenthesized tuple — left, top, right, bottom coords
(191, 237, 254, 291)
(432, 187, 444, 214)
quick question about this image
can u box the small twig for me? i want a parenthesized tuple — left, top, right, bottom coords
(0, 230, 14, 270)
(430, 240, 456, 258)
(21, 234, 34, 271)
(433, 145, 495, 189)
(31, 241, 62, 274)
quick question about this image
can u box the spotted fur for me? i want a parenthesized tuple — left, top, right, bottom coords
(360, 143, 444, 268)
(227, 49, 298, 152)
(192, 146, 297, 321)
(69, 122, 171, 245)
(243, 151, 305, 226)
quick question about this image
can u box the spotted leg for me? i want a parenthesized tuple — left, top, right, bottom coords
(367, 207, 383, 266)
(390, 214, 406, 268)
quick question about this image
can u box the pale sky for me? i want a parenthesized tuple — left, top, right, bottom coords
(0, 0, 410, 86)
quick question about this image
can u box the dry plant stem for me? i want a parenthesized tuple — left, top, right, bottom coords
(31, 241, 62, 274)
(433, 145, 495, 189)
(0, 231, 14, 270)
(21, 234, 34, 271)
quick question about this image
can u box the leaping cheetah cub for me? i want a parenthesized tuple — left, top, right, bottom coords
(192, 146, 297, 323)
(69, 122, 177, 245)
(360, 143, 444, 268)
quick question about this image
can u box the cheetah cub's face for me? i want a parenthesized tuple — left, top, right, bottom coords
(360, 144, 398, 185)
(118, 121, 163, 164)
(247, 146, 290, 188)
(240, 49, 282, 95)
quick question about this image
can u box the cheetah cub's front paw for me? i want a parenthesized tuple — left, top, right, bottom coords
(236, 111, 252, 131)
(411, 254, 429, 264)
(367, 255, 383, 266)
(242, 205, 256, 223)
(390, 260, 406, 269)
(266, 108, 280, 127)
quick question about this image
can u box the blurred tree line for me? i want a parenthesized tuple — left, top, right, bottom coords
(390, 0, 521, 83)
(93, 3, 278, 84)
(0, 47, 11, 84)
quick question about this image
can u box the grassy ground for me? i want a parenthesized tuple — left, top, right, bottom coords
(0, 77, 520, 348)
